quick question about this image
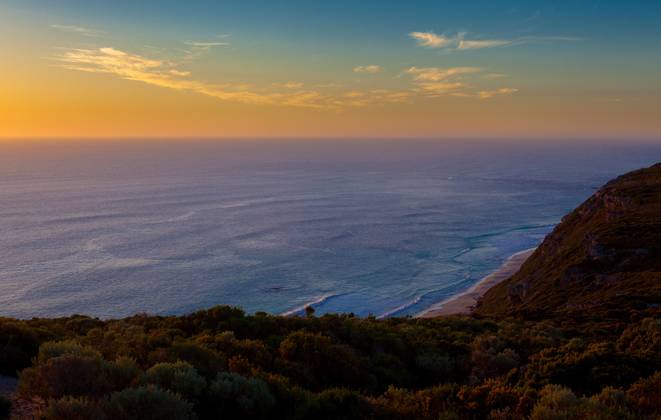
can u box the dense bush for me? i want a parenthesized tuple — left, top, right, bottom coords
(626, 371, 661, 414)
(41, 397, 105, 420)
(0, 306, 656, 419)
(0, 320, 42, 376)
(20, 354, 110, 398)
(104, 386, 196, 420)
(142, 362, 206, 401)
(207, 372, 274, 418)
(0, 396, 10, 420)
(301, 388, 372, 420)
(528, 384, 639, 420)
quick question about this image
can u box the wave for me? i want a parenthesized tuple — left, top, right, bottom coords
(44, 213, 134, 225)
(328, 232, 354, 241)
(376, 295, 425, 319)
(376, 287, 451, 319)
(280, 293, 342, 317)
(160, 211, 197, 223)
(466, 222, 557, 242)
(378, 246, 540, 319)
(400, 211, 442, 219)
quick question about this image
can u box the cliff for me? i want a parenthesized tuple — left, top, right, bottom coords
(475, 163, 661, 319)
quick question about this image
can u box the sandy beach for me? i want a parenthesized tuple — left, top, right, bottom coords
(416, 247, 536, 318)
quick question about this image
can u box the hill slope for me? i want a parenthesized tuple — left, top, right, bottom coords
(475, 163, 661, 319)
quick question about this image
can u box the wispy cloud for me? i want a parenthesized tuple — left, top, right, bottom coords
(331, 89, 414, 107)
(518, 35, 582, 43)
(353, 65, 382, 74)
(406, 67, 471, 95)
(281, 81, 304, 89)
(448, 88, 519, 99)
(406, 67, 481, 82)
(405, 66, 517, 99)
(184, 41, 230, 48)
(50, 47, 327, 108)
(457, 39, 512, 50)
(50, 24, 104, 37)
(483, 73, 507, 80)
(169, 69, 191, 77)
(179, 37, 231, 60)
(409, 32, 452, 48)
(50, 44, 516, 109)
(409, 31, 580, 51)
(476, 88, 518, 99)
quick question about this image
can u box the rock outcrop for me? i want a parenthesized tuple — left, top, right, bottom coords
(475, 163, 661, 319)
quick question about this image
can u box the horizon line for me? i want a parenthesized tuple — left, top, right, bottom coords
(2, 136, 661, 143)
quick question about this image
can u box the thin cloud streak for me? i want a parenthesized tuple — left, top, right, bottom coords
(51, 47, 327, 108)
(353, 65, 382, 74)
(50, 24, 105, 37)
(184, 41, 230, 48)
(409, 32, 452, 48)
(405, 66, 517, 99)
(410, 31, 580, 51)
(281, 82, 305, 89)
(457, 39, 512, 50)
(406, 67, 481, 82)
(178, 38, 231, 61)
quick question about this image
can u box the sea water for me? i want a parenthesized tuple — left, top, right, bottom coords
(0, 139, 659, 319)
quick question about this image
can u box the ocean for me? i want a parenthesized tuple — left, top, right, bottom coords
(1, 139, 659, 319)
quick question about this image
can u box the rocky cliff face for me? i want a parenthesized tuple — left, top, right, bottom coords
(475, 163, 661, 319)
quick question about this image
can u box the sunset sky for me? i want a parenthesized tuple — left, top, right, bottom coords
(2, 0, 660, 139)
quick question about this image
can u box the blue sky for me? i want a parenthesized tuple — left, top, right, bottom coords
(2, 0, 660, 138)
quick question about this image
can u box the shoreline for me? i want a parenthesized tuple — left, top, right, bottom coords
(415, 247, 536, 318)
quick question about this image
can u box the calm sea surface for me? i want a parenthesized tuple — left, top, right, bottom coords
(1, 140, 659, 319)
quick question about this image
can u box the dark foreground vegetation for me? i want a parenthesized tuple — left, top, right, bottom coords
(1, 306, 660, 419)
(0, 164, 659, 419)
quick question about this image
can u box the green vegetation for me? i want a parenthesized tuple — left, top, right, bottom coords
(0, 306, 659, 419)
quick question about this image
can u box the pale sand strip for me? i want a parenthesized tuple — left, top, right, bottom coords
(416, 247, 536, 318)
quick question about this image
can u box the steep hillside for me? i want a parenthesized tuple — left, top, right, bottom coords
(475, 163, 661, 319)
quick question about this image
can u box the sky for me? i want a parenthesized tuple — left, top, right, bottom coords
(1, 0, 660, 140)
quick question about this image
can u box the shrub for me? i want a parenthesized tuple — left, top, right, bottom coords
(208, 372, 274, 418)
(19, 354, 109, 398)
(279, 331, 365, 388)
(415, 350, 454, 381)
(65, 317, 104, 336)
(524, 340, 648, 394)
(368, 352, 412, 390)
(0, 321, 40, 376)
(301, 388, 371, 420)
(617, 318, 661, 359)
(0, 396, 10, 420)
(470, 335, 519, 381)
(371, 384, 461, 419)
(148, 342, 225, 380)
(529, 384, 634, 420)
(106, 357, 141, 391)
(142, 362, 206, 401)
(626, 371, 661, 415)
(228, 355, 257, 375)
(36, 341, 101, 365)
(103, 386, 196, 420)
(40, 396, 104, 420)
(529, 385, 584, 420)
(592, 386, 627, 409)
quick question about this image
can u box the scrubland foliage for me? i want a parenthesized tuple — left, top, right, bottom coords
(0, 305, 658, 419)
